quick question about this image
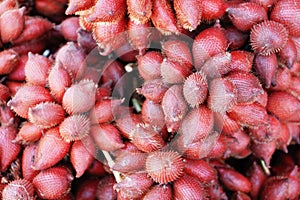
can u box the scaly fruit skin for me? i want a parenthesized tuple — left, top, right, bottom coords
(2, 0, 300, 199)
(145, 151, 184, 184)
(227, 2, 268, 32)
(0, 7, 25, 43)
(2, 179, 34, 200)
(0, 126, 21, 172)
(32, 166, 73, 199)
(127, 0, 152, 24)
(174, 0, 202, 31)
(33, 127, 71, 170)
(250, 20, 289, 56)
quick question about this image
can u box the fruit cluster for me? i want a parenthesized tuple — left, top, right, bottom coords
(0, 0, 300, 199)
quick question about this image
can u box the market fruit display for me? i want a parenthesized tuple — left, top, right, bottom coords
(0, 0, 300, 199)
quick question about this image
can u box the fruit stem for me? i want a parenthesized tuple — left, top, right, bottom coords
(260, 159, 270, 176)
(102, 150, 122, 183)
(132, 98, 141, 112)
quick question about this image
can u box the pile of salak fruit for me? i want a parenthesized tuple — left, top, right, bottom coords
(0, 0, 300, 199)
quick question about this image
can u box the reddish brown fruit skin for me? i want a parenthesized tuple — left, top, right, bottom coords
(7, 54, 28, 81)
(11, 38, 47, 55)
(112, 151, 146, 173)
(55, 42, 87, 80)
(96, 175, 117, 200)
(89, 99, 123, 124)
(226, 71, 263, 104)
(279, 37, 297, 68)
(6, 81, 22, 97)
(260, 177, 290, 200)
(126, 0, 152, 24)
(33, 127, 71, 170)
(56, 17, 80, 41)
(79, 14, 94, 31)
(25, 52, 52, 86)
(0, 105, 18, 128)
(0, 83, 10, 104)
(0, 127, 21, 172)
(201, 52, 232, 79)
(0, 0, 17, 16)
(151, 0, 179, 35)
(28, 102, 65, 129)
(114, 173, 154, 199)
(201, 0, 226, 20)
(86, 159, 106, 176)
(143, 185, 172, 200)
(276, 122, 292, 152)
(224, 130, 251, 158)
(101, 59, 125, 87)
(131, 124, 165, 152)
(184, 159, 217, 183)
(0, 49, 19, 75)
(228, 103, 268, 128)
(267, 91, 300, 122)
(92, 18, 128, 56)
(59, 114, 91, 142)
(85, 0, 126, 23)
(62, 79, 97, 114)
(288, 76, 300, 100)
(128, 19, 151, 54)
(214, 113, 240, 135)
(47, 62, 72, 103)
(14, 122, 42, 144)
(208, 78, 237, 113)
(161, 59, 192, 84)
(146, 151, 184, 184)
(91, 124, 124, 151)
(251, 139, 276, 167)
(217, 167, 252, 193)
(179, 131, 224, 159)
(269, 67, 291, 91)
(65, 0, 94, 15)
(0, 7, 25, 43)
(230, 51, 254, 73)
(254, 54, 278, 88)
(246, 162, 267, 199)
(271, 0, 300, 37)
(115, 113, 142, 138)
(178, 105, 214, 147)
(193, 27, 227, 68)
(32, 166, 73, 200)
(13, 16, 54, 44)
(227, 2, 268, 32)
(75, 178, 100, 200)
(22, 144, 40, 181)
(70, 136, 95, 178)
(292, 37, 300, 62)
(162, 39, 193, 69)
(2, 179, 34, 200)
(173, 174, 208, 199)
(142, 99, 165, 129)
(35, 0, 66, 19)
(137, 79, 169, 103)
(231, 192, 251, 200)
(183, 72, 208, 107)
(162, 85, 188, 132)
(250, 20, 288, 55)
(224, 27, 248, 50)
(137, 51, 163, 81)
(8, 84, 53, 118)
(208, 180, 228, 200)
(77, 29, 97, 53)
(174, 0, 202, 31)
